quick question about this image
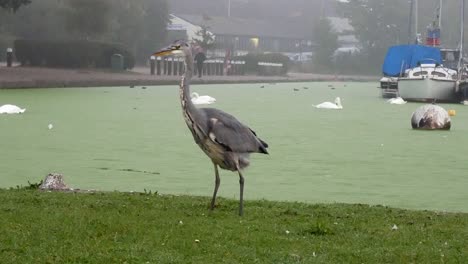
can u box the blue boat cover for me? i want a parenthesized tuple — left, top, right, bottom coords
(382, 45, 442, 77)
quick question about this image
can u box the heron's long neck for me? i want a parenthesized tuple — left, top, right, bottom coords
(180, 53, 199, 119)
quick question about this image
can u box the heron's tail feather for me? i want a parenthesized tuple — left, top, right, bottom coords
(258, 138, 269, 154)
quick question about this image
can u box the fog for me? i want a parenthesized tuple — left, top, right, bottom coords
(0, 0, 466, 74)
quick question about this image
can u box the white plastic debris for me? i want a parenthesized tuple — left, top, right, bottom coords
(179, 220, 183, 225)
(285, 230, 290, 234)
(392, 224, 398, 230)
(195, 239, 200, 243)
(48, 124, 53, 130)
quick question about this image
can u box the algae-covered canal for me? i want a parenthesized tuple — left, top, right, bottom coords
(1, 82, 467, 212)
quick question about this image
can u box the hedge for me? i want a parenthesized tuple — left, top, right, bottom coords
(14, 39, 135, 69)
(232, 52, 290, 75)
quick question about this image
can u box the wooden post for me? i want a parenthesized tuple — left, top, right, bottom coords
(150, 56, 155, 75)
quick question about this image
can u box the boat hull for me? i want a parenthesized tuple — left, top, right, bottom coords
(398, 77, 458, 102)
(380, 76, 399, 98)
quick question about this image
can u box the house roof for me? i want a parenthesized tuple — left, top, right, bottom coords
(174, 14, 312, 40)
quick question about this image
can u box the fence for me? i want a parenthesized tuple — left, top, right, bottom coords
(150, 57, 285, 76)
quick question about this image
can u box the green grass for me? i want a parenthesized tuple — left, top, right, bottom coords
(1, 189, 467, 263)
(1, 83, 468, 213)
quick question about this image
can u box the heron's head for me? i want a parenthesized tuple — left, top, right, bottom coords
(153, 40, 191, 57)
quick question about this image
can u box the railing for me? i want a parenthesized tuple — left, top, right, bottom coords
(149, 57, 285, 76)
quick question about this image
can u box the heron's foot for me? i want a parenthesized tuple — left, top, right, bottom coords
(209, 203, 219, 210)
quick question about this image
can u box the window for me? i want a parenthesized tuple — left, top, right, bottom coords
(413, 71, 428, 76)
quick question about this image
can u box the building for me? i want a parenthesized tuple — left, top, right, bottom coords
(168, 14, 314, 60)
(167, 14, 358, 60)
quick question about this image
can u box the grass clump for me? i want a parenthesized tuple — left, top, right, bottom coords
(0, 189, 467, 263)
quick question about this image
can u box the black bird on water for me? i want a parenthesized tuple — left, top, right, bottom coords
(153, 41, 269, 216)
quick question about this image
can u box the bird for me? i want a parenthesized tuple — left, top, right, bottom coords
(293, 88, 300, 91)
(0, 104, 26, 114)
(191, 92, 216, 105)
(387, 97, 407, 105)
(411, 104, 451, 130)
(152, 40, 268, 216)
(314, 97, 343, 109)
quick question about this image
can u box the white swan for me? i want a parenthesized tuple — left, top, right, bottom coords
(314, 97, 343, 109)
(0, 104, 26, 114)
(191, 92, 216, 105)
(387, 97, 407, 104)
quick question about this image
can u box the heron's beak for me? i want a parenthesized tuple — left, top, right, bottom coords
(152, 45, 182, 57)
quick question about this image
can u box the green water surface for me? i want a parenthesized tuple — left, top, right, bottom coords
(1, 82, 467, 212)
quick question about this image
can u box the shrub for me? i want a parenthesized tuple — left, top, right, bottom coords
(14, 39, 135, 69)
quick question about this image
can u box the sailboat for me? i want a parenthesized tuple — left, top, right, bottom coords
(397, 0, 463, 103)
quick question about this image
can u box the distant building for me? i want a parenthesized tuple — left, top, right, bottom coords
(168, 14, 314, 60)
(167, 14, 359, 60)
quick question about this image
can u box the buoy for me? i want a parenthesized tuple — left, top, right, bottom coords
(411, 104, 451, 130)
(448, 109, 456, 116)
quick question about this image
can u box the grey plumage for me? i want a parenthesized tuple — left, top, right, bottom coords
(153, 41, 268, 216)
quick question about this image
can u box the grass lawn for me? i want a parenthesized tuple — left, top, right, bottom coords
(1, 189, 467, 263)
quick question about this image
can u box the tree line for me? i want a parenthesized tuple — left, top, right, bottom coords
(0, 0, 169, 63)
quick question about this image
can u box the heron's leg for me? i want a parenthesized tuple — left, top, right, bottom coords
(238, 170, 245, 216)
(210, 162, 221, 210)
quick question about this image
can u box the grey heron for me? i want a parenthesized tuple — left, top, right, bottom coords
(153, 41, 269, 216)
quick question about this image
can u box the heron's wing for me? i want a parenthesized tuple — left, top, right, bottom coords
(201, 108, 268, 154)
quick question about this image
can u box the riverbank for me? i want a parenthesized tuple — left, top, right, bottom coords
(1, 189, 467, 263)
(0, 65, 377, 88)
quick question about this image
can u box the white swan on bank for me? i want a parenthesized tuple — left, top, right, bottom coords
(191, 92, 216, 105)
(0, 104, 26, 114)
(314, 97, 343, 109)
(387, 97, 407, 104)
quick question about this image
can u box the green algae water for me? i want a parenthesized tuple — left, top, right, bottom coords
(1, 82, 468, 212)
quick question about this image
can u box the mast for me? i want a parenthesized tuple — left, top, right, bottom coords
(408, 0, 414, 44)
(458, 0, 465, 71)
(438, 0, 443, 28)
(415, 0, 419, 43)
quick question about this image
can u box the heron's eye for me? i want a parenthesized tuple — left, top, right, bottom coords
(173, 45, 181, 50)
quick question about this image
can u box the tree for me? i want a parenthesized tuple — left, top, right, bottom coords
(1, 0, 169, 64)
(138, 0, 169, 61)
(0, 0, 31, 12)
(65, 0, 111, 40)
(193, 24, 215, 51)
(312, 18, 338, 70)
(336, 0, 410, 73)
(1, 0, 69, 40)
(107, 0, 168, 62)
